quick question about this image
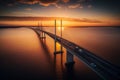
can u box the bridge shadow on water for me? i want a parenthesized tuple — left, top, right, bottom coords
(0, 28, 55, 80)
(37, 35, 101, 80)
(53, 50, 76, 80)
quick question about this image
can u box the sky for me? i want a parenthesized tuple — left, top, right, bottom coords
(0, 0, 120, 26)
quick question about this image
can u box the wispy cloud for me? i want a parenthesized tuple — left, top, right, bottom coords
(11, 11, 33, 15)
(54, 3, 62, 8)
(39, 0, 58, 6)
(79, 18, 103, 23)
(0, 16, 103, 23)
(68, 4, 80, 9)
(4, 0, 93, 9)
(79, 6, 83, 9)
(17, 0, 39, 5)
(88, 5, 92, 8)
(17, 0, 59, 5)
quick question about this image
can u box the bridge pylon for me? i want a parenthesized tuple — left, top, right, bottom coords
(39, 21, 46, 39)
(54, 19, 63, 55)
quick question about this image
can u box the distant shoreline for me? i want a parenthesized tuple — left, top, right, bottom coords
(0, 26, 120, 28)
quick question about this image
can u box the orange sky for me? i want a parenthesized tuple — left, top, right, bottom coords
(0, 18, 119, 27)
(0, 15, 119, 27)
(0, 0, 120, 27)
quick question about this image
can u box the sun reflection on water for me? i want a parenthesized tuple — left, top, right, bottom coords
(57, 27, 64, 31)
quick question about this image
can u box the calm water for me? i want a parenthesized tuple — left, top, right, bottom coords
(0, 27, 120, 80)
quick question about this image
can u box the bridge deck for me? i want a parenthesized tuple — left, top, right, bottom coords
(34, 28, 120, 80)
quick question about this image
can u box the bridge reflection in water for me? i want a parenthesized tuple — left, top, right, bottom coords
(32, 27, 120, 80)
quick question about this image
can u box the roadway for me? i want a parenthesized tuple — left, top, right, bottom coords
(34, 28, 120, 80)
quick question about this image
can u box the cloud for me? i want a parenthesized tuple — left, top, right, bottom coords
(39, 0, 58, 4)
(3, 0, 93, 9)
(68, 0, 92, 9)
(24, 8, 32, 11)
(88, 5, 92, 8)
(79, 6, 83, 9)
(16, 0, 64, 8)
(17, 0, 59, 5)
(77, 0, 93, 9)
(80, 18, 103, 23)
(68, 4, 80, 8)
(54, 3, 62, 8)
(0, 16, 103, 23)
(39, 0, 58, 6)
(12, 11, 31, 14)
(17, 0, 39, 5)
(62, 0, 69, 3)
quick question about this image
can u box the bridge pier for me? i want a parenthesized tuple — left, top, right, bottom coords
(43, 32, 46, 39)
(40, 32, 46, 39)
(54, 41, 63, 55)
(65, 50, 75, 66)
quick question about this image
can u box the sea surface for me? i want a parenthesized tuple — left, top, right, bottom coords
(0, 27, 120, 80)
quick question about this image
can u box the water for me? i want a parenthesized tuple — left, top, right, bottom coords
(0, 27, 120, 80)
(44, 27, 120, 66)
(0, 28, 54, 80)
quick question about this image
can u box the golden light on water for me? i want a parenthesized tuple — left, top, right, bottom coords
(56, 20, 65, 31)
(57, 26, 64, 31)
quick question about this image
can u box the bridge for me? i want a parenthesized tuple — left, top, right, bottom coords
(30, 20, 120, 80)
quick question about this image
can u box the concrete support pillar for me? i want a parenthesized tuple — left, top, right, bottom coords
(40, 31, 41, 37)
(66, 51, 74, 63)
(41, 32, 43, 38)
(44, 32, 46, 38)
(41, 32, 46, 39)
(66, 50, 75, 65)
